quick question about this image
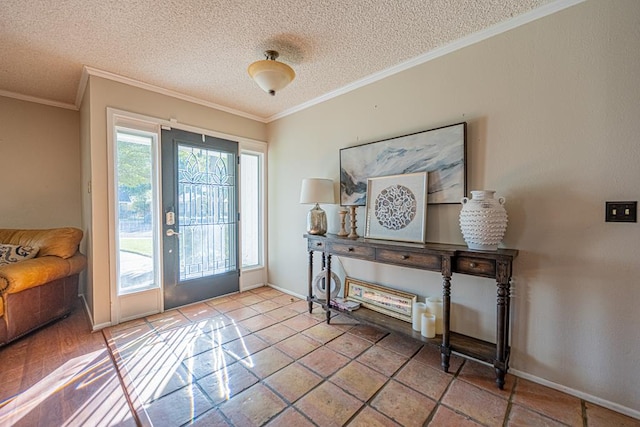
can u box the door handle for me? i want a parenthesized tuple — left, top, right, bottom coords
(166, 229, 180, 237)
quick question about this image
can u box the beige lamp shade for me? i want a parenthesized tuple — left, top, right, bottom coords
(300, 178, 335, 204)
(248, 50, 295, 96)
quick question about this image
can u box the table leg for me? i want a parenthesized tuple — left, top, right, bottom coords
(307, 250, 314, 313)
(495, 280, 509, 389)
(326, 254, 332, 324)
(441, 256, 452, 373)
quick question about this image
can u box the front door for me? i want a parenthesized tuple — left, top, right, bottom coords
(161, 128, 239, 309)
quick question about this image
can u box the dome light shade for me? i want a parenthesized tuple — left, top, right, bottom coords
(248, 50, 295, 96)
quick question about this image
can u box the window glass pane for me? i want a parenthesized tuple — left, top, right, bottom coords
(177, 144, 237, 280)
(116, 130, 157, 294)
(241, 153, 261, 268)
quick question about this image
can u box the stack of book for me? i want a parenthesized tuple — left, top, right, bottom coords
(330, 298, 361, 311)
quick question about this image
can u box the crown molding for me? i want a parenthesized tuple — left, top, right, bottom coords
(78, 66, 268, 123)
(0, 89, 77, 111)
(4, 0, 584, 122)
(266, 0, 586, 122)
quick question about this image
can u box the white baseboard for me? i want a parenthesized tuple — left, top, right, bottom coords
(267, 283, 306, 300)
(509, 369, 640, 420)
(242, 282, 266, 292)
(263, 285, 639, 420)
(79, 293, 112, 331)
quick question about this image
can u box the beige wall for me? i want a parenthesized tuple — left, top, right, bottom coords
(267, 0, 640, 415)
(84, 76, 267, 326)
(0, 96, 81, 228)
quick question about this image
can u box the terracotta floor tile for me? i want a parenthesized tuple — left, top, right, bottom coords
(348, 324, 389, 343)
(183, 346, 235, 380)
(192, 409, 231, 426)
(248, 286, 272, 294)
(458, 359, 514, 397)
(237, 294, 266, 306)
(265, 407, 316, 427)
(330, 361, 388, 401)
(296, 381, 363, 427)
(299, 346, 350, 377)
(585, 402, 640, 427)
(178, 302, 221, 321)
(214, 299, 246, 313)
(264, 307, 300, 322)
(145, 385, 213, 426)
(370, 380, 436, 427)
(264, 362, 322, 403)
(250, 299, 281, 314)
(395, 359, 452, 400)
(260, 289, 285, 299)
(301, 322, 345, 344)
(161, 324, 219, 358)
(219, 383, 287, 427)
(245, 346, 293, 379)
(326, 332, 372, 358)
(149, 312, 192, 332)
(512, 378, 582, 426)
(281, 314, 322, 332)
(377, 333, 423, 358)
(506, 404, 567, 427)
(442, 379, 508, 427)
(412, 344, 464, 373)
(289, 300, 315, 313)
(357, 345, 408, 376)
(275, 334, 322, 360)
(205, 295, 233, 306)
(271, 294, 301, 305)
(216, 323, 252, 344)
(225, 306, 261, 322)
(238, 314, 280, 332)
(253, 324, 297, 345)
(223, 334, 269, 361)
(205, 315, 235, 330)
(328, 313, 360, 330)
(347, 406, 401, 426)
(430, 405, 484, 426)
(197, 362, 259, 405)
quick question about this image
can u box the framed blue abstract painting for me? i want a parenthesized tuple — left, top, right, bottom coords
(340, 122, 467, 205)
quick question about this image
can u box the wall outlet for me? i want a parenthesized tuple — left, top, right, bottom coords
(605, 201, 637, 222)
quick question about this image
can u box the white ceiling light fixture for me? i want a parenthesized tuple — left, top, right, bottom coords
(248, 50, 295, 96)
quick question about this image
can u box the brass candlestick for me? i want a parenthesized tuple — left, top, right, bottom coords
(338, 209, 349, 236)
(348, 206, 359, 238)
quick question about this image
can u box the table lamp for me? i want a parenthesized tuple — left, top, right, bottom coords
(300, 178, 335, 235)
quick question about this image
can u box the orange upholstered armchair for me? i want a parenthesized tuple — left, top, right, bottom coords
(0, 227, 87, 346)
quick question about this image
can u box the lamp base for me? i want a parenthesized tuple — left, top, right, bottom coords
(307, 203, 327, 235)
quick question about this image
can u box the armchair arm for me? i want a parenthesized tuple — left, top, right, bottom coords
(0, 256, 71, 294)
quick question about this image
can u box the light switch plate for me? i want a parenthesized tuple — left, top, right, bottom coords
(605, 201, 637, 222)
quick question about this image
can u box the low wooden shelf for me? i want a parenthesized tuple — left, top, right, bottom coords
(305, 233, 518, 389)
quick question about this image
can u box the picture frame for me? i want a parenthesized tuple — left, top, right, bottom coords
(365, 172, 427, 243)
(340, 122, 467, 205)
(345, 277, 417, 323)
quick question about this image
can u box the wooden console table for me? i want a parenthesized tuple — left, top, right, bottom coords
(305, 233, 518, 389)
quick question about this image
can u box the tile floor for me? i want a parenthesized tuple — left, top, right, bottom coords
(1, 286, 638, 426)
(100, 286, 639, 427)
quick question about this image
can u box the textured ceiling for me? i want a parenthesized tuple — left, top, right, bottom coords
(1, 0, 561, 121)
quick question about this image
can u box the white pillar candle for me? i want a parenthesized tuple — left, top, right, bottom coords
(412, 302, 428, 331)
(421, 313, 436, 338)
(426, 296, 444, 335)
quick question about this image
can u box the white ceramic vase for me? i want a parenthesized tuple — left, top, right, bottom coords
(459, 190, 508, 251)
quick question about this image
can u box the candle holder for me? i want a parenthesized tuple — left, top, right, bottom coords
(337, 209, 349, 236)
(348, 206, 359, 238)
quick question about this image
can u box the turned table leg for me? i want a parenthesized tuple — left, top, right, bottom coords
(441, 256, 452, 373)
